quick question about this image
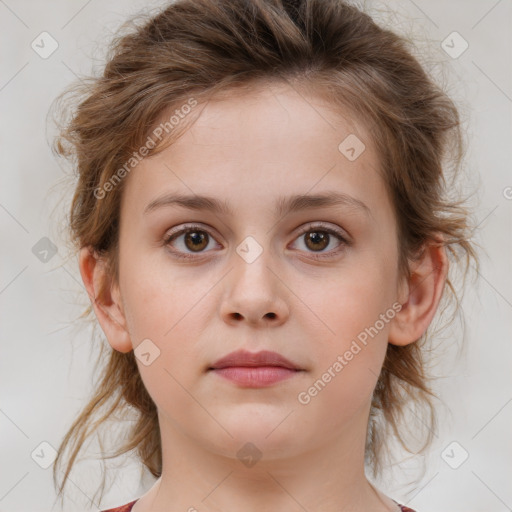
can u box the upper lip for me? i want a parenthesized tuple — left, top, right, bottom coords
(209, 349, 302, 371)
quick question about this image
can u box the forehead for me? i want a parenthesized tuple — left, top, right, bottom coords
(121, 81, 388, 222)
(176, 81, 367, 150)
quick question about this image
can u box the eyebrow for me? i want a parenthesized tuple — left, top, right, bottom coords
(143, 191, 371, 218)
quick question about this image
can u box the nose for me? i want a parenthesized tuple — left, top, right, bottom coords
(219, 247, 289, 327)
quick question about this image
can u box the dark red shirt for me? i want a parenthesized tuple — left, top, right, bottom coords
(101, 498, 417, 511)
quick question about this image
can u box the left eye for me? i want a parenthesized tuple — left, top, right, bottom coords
(291, 223, 349, 258)
(163, 223, 349, 260)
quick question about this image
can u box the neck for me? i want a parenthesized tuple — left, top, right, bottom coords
(132, 404, 398, 512)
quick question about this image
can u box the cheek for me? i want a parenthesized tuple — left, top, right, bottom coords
(119, 263, 210, 419)
(297, 257, 396, 376)
(120, 253, 214, 372)
(295, 274, 393, 424)
(120, 250, 199, 341)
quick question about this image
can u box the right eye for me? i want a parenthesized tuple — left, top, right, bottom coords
(163, 224, 221, 260)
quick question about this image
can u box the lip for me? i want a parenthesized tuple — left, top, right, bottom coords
(208, 349, 304, 388)
(209, 349, 301, 371)
(211, 367, 300, 387)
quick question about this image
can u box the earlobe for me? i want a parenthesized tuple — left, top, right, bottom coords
(388, 239, 449, 346)
(78, 246, 133, 353)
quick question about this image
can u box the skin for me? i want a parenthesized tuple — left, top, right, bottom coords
(79, 81, 448, 512)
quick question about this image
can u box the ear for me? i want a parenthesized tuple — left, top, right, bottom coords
(78, 246, 133, 353)
(388, 237, 449, 346)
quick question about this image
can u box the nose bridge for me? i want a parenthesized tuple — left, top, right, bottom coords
(232, 233, 276, 295)
(220, 233, 288, 325)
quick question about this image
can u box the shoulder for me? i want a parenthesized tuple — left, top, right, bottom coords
(101, 499, 138, 512)
(391, 497, 417, 512)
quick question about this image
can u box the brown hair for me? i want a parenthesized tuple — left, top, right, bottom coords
(51, 0, 479, 503)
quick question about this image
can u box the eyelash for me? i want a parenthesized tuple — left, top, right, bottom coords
(163, 222, 350, 261)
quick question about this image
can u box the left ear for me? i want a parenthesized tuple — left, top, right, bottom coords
(389, 236, 449, 346)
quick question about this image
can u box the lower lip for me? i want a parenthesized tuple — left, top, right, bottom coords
(210, 366, 301, 387)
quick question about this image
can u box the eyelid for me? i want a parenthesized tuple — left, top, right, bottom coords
(293, 221, 350, 243)
(165, 222, 221, 240)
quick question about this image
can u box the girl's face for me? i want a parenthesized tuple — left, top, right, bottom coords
(112, 82, 404, 461)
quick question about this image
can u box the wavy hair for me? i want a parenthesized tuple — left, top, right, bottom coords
(50, 0, 479, 504)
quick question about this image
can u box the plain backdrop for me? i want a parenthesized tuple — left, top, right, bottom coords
(1, 0, 511, 511)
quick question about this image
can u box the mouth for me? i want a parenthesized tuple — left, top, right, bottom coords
(208, 349, 304, 388)
(209, 349, 301, 370)
(209, 366, 303, 387)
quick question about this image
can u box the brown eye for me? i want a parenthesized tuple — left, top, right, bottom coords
(183, 230, 209, 252)
(304, 231, 330, 252)
(164, 224, 220, 260)
(291, 223, 350, 259)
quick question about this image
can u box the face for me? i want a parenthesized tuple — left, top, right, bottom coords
(113, 82, 403, 461)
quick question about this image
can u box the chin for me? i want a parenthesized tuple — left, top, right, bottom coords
(205, 417, 305, 458)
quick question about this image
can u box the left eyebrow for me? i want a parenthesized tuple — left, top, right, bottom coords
(143, 191, 371, 218)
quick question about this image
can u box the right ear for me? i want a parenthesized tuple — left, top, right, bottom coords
(78, 246, 133, 353)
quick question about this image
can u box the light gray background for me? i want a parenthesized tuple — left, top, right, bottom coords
(1, 1, 511, 511)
